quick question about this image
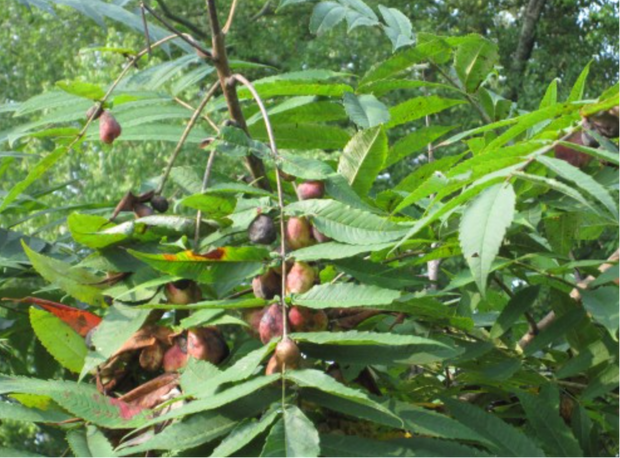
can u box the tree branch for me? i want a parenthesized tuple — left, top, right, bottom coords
(222, 0, 240, 34)
(153, 0, 208, 40)
(143, 3, 212, 58)
(205, 0, 271, 191)
(250, 0, 273, 22)
(156, 81, 220, 195)
(430, 62, 492, 124)
(518, 248, 619, 350)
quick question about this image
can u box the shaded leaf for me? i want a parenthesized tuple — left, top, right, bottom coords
(459, 183, 516, 295)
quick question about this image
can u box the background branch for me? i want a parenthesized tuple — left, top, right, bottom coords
(205, 0, 271, 191)
(509, 0, 548, 101)
(157, 81, 220, 194)
(143, 2, 212, 58)
(153, 0, 208, 40)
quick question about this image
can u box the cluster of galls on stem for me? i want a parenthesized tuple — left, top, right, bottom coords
(245, 180, 332, 374)
(110, 190, 170, 221)
(554, 106, 619, 168)
(92, 279, 228, 399)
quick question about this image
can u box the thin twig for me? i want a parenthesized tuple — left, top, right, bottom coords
(250, 0, 272, 21)
(493, 275, 539, 334)
(493, 274, 514, 297)
(154, 0, 208, 39)
(429, 62, 492, 124)
(230, 73, 288, 340)
(512, 260, 577, 288)
(225, 288, 253, 299)
(157, 81, 220, 195)
(222, 0, 240, 34)
(140, 3, 152, 57)
(173, 97, 220, 133)
(194, 149, 217, 249)
(142, 3, 212, 58)
(421, 69, 440, 290)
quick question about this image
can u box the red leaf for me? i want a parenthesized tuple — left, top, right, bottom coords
(3, 297, 101, 337)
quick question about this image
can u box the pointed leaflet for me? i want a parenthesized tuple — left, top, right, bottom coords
(582, 363, 619, 400)
(116, 391, 281, 455)
(386, 96, 465, 129)
(539, 78, 559, 109)
(5, 297, 101, 337)
(581, 287, 619, 335)
(29, 308, 87, 373)
(290, 242, 394, 262)
(309, 2, 347, 35)
(512, 172, 599, 211)
(454, 35, 498, 93)
(292, 330, 451, 348)
(261, 406, 320, 457)
(22, 242, 105, 306)
(284, 369, 402, 424)
(386, 125, 456, 168)
(567, 61, 591, 102)
(86, 426, 117, 457)
(285, 199, 410, 245)
(490, 286, 540, 339)
(342, 93, 390, 129)
(128, 247, 268, 284)
(536, 155, 618, 219)
(393, 175, 509, 251)
(137, 375, 281, 428)
(67, 425, 117, 458)
(0, 146, 70, 213)
(378, 5, 415, 51)
(320, 434, 491, 457)
(444, 398, 544, 457)
(361, 36, 451, 85)
(293, 283, 400, 308)
(0, 375, 149, 429)
(459, 183, 516, 295)
(0, 401, 71, 423)
(211, 410, 280, 457)
(518, 388, 583, 456)
(117, 411, 237, 455)
(68, 213, 131, 249)
(338, 126, 387, 196)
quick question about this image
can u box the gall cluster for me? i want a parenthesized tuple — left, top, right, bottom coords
(245, 179, 332, 372)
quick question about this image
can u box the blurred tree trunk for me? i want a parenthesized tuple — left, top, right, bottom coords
(509, 0, 547, 101)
